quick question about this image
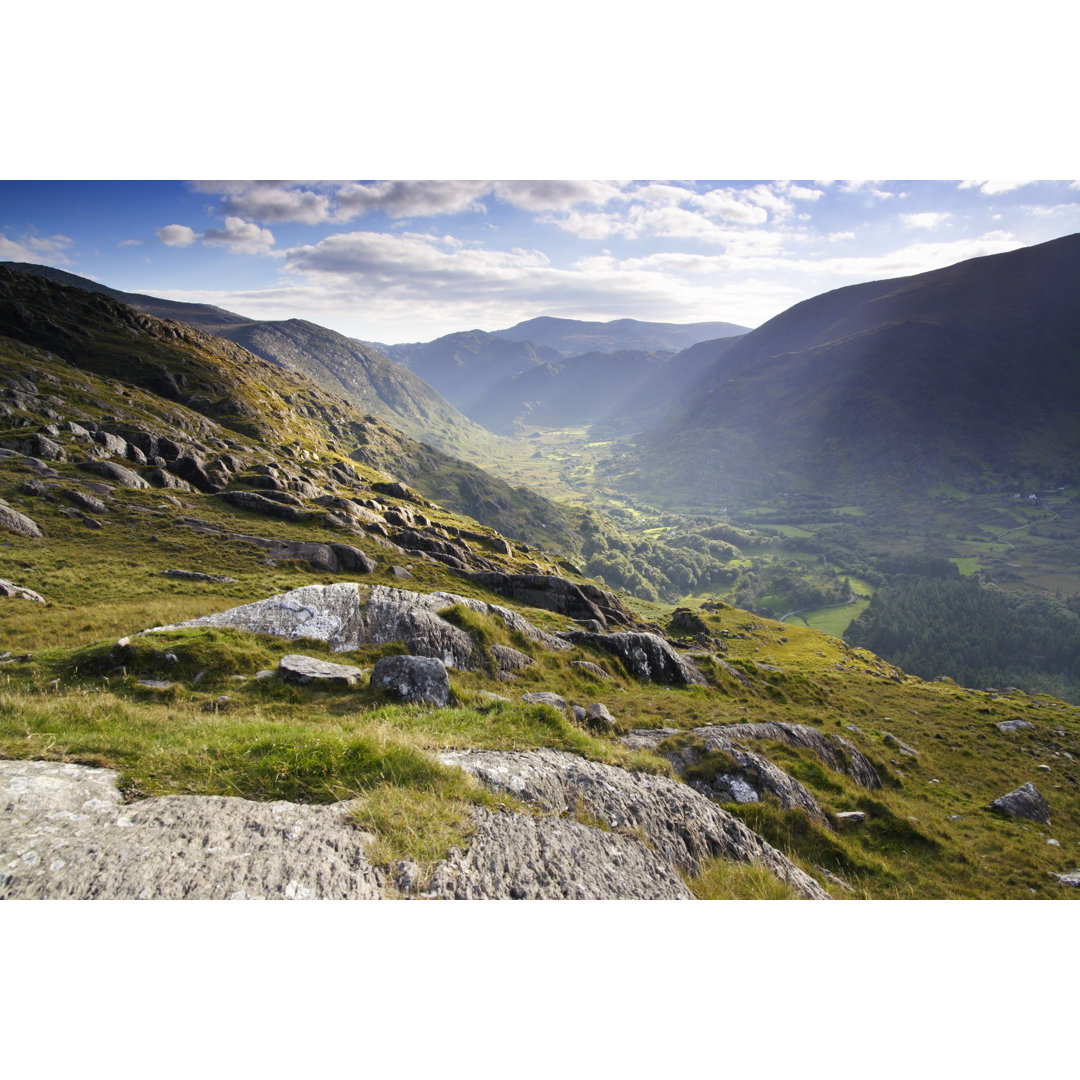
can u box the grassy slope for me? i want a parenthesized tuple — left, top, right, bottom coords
(2, 271, 1079, 898)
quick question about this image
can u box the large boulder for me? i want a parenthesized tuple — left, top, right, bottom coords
(371, 655, 451, 705)
(990, 782, 1051, 825)
(78, 459, 149, 489)
(144, 582, 557, 673)
(567, 630, 707, 686)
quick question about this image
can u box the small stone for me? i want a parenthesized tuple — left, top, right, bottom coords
(835, 811, 867, 827)
(137, 679, 175, 690)
(1051, 870, 1080, 887)
(1037, 764, 1051, 771)
(883, 733, 919, 756)
(1047, 838, 1061, 846)
(585, 703, 617, 732)
(390, 565, 412, 579)
(571, 661, 610, 680)
(997, 719, 1035, 733)
(522, 691, 567, 710)
(254, 669, 275, 680)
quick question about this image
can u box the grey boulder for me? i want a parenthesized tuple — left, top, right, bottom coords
(371, 654, 450, 705)
(279, 654, 366, 687)
(990, 782, 1051, 825)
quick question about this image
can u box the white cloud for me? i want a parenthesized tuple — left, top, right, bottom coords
(0, 232, 74, 263)
(959, 180, 1036, 195)
(492, 180, 623, 211)
(839, 180, 895, 199)
(827, 231, 855, 241)
(118, 238, 144, 247)
(202, 216, 276, 255)
(213, 181, 333, 225)
(900, 211, 951, 229)
(157, 224, 199, 247)
(334, 181, 492, 220)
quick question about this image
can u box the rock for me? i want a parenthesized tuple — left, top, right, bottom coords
(465, 571, 635, 629)
(568, 663, 608, 685)
(669, 608, 710, 638)
(18, 433, 66, 461)
(219, 490, 306, 520)
(1051, 870, 1080, 887)
(145, 582, 564, 675)
(80, 516, 104, 529)
(438, 748, 828, 898)
(0, 579, 45, 603)
(160, 569, 237, 584)
(371, 655, 450, 705)
(19, 478, 47, 497)
(144, 467, 193, 491)
(567, 631, 707, 686)
(883, 732, 920, 757)
(425, 807, 693, 900)
(0, 760, 383, 900)
(522, 691, 567, 710)
(0, 500, 43, 539)
(585, 703, 616, 731)
(570, 705, 588, 724)
(78, 459, 149, 489)
(997, 719, 1035, 733)
(137, 679, 175, 690)
(279, 654, 365, 687)
(835, 811, 867, 827)
(61, 488, 108, 515)
(489, 537, 513, 556)
(990, 782, 1051, 825)
(390, 566, 413, 579)
(93, 430, 129, 457)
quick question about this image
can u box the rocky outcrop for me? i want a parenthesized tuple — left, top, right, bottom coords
(438, 748, 828, 898)
(0, 759, 384, 900)
(144, 582, 562, 674)
(77, 459, 149, 489)
(464, 571, 635, 628)
(0, 578, 45, 603)
(0, 499, 43, 539)
(219, 489, 308, 521)
(279, 654, 366, 686)
(990, 782, 1051, 825)
(567, 631, 707, 686)
(623, 721, 881, 790)
(371, 655, 451, 706)
(424, 807, 693, 900)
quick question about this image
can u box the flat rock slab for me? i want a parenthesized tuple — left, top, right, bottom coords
(997, 719, 1036, 733)
(279, 654, 365, 686)
(425, 807, 692, 900)
(990, 781, 1051, 825)
(160, 569, 237, 583)
(439, 747, 828, 899)
(522, 691, 567, 710)
(0, 760, 383, 900)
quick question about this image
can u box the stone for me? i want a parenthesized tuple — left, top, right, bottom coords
(883, 732, 920, 757)
(990, 782, 1051, 825)
(0, 759, 383, 900)
(0, 579, 46, 603)
(585, 703, 617, 731)
(19, 478, 47, 497)
(1051, 870, 1080, 887)
(571, 661, 610, 680)
(371, 655, 450, 706)
(425, 807, 693, 900)
(567, 630, 708, 686)
(835, 811, 867, 827)
(0, 500, 44, 539)
(279, 654, 365, 687)
(144, 467, 193, 491)
(93, 430, 129, 457)
(219, 489, 305, 520)
(61, 488, 108, 514)
(438, 748, 829, 899)
(160, 569, 237, 584)
(522, 691, 567, 710)
(78, 459, 149, 489)
(390, 565, 413, 579)
(465, 571, 635, 629)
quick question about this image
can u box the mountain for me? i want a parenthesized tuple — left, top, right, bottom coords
(493, 316, 749, 357)
(610, 234, 1080, 507)
(367, 329, 563, 414)
(4, 264, 1080, 903)
(0, 262, 498, 462)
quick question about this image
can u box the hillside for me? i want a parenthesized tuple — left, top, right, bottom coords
(608, 234, 1080, 508)
(2, 263, 1079, 900)
(0, 261, 500, 463)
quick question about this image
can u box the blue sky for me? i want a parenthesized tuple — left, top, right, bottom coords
(3, 179, 1079, 343)
(4, 179, 1075, 341)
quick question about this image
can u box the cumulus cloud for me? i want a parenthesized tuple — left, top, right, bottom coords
(118, 238, 143, 247)
(198, 181, 333, 225)
(202, 217, 276, 255)
(158, 224, 199, 247)
(900, 211, 951, 229)
(0, 232, 74, 263)
(334, 181, 492, 220)
(492, 180, 623, 211)
(959, 180, 1036, 195)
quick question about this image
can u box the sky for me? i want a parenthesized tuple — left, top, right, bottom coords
(3, 179, 1079, 344)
